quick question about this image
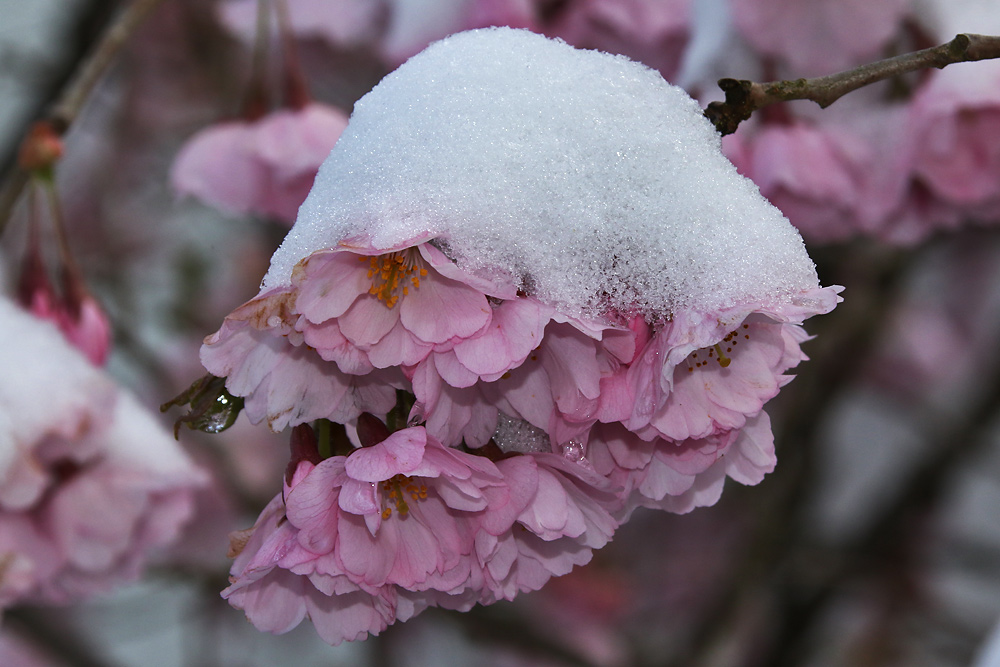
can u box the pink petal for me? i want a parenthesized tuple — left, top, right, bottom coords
(399, 272, 491, 344)
(345, 428, 428, 482)
(453, 298, 551, 376)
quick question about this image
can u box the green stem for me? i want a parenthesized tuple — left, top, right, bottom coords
(316, 418, 332, 460)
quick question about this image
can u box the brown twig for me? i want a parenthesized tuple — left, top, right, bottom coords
(705, 33, 1000, 136)
(0, 0, 166, 237)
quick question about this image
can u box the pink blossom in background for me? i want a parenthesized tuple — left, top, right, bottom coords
(729, 0, 911, 75)
(171, 103, 349, 225)
(723, 101, 970, 245)
(0, 298, 207, 610)
(544, 0, 692, 79)
(17, 223, 113, 367)
(726, 123, 866, 243)
(908, 62, 1000, 223)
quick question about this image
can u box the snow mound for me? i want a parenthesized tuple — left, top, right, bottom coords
(265, 27, 819, 318)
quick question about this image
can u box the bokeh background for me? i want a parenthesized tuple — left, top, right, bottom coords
(3, 1, 1000, 665)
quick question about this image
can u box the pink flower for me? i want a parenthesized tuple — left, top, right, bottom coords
(293, 241, 493, 369)
(475, 451, 619, 601)
(730, 0, 910, 75)
(908, 62, 1000, 222)
(588, 412, 775, 516)
(0, 298, 207, 609)
(222, 492, 399, 644)
(544, 0, 692, 79)
(200, 286, 402, 431)
(202, 236, 512, 432)
(411, 301, 633, 449)
(224, 424, 499, 641)
(224, 422, 621, 643)
(626, 288, 841, 443)
(171, 103, 349, 224)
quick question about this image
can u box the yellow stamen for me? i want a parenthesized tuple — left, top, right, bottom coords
(380, 473, 427, 519)
(685, 326, 751, 372)
(366, 251, 424, 309)
(713, 344, 731, 368)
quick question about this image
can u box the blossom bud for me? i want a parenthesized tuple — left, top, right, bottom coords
(17, 121, 64, 175)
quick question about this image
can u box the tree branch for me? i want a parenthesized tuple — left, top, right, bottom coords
(0, 0, 166, 237)
(705, 33, 1000, 136)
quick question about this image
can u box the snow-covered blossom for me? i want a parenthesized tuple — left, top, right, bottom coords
(171, 103, 349, 225)
(0, 298, 207, 610)
(204, 28, 839, 643)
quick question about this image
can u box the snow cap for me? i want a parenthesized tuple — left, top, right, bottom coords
(265, 27, 819, 319)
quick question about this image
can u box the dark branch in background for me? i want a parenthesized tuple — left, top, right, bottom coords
(705, 33, 1000, 136)
(0, 0, 115, 179)
(5, 606, 123, 667)
(666, 241, 915, 667)
(0, 0, 166, 237)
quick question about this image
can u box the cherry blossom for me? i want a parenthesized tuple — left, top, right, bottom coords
(729, 0, 911, 75)
(0, 298, 207, 609)
(171, 103, 349, 225)
(204, 28, 841, 645)
(224, 422, 618, 643)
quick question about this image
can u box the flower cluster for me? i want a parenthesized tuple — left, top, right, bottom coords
(223, 420, 617, 642)
(193, 26, 841, 645)
(0, 298, 207, 610)
(203, 234, 838, 643)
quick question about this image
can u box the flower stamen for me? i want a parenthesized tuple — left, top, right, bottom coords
(686, 326, 750, 372)
(380, 473, 428, 518)
(364, 251, 429, 309)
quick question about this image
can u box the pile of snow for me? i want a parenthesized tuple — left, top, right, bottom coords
(265, 27, 819, 318)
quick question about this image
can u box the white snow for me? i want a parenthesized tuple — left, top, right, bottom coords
(0, 298, 117, 465)
(265, 27, 820, 319)
(0, 297, 202, 486)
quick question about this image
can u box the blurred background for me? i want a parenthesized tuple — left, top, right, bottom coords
(3, 1, 1000, 665)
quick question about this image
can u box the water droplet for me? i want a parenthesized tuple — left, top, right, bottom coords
(560, 439, 585, 462)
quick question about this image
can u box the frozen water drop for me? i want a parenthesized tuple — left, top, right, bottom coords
(492, 412, 550, 454)
(559, 439, 586, 462)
